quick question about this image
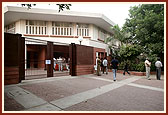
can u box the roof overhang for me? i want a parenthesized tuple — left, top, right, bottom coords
(4, 6, 115, 34)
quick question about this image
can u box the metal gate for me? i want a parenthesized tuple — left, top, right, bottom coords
(25, 38, 70, 80)
(25, 38, 47, 80)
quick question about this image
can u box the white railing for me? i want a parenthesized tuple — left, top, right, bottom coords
(6, 27, 15, 34)
(77, 28, 89, 37)
(26, 25, 47, 35)
(52, 27, 73, 36)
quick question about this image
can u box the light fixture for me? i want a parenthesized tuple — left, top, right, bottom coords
(78, 36, 83, 45)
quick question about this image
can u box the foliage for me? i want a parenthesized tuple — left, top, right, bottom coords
(107, 4, 164, 72)
(118, 44, 141, 60)
(134, 62, 145, 72)
(123, 4, 164, 58)
(105, 24, 131, 45)
(56, 4, 71, 12)
(21, 4, 71, 12)
(21, 4, 36, 9)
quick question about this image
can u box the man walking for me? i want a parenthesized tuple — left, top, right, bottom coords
(155, 58, 163, 80)
(123, 62, 130, 75)
(145, 58, 151, 80)
(111, 57, 119, 81)
(103, 57, 108, 74)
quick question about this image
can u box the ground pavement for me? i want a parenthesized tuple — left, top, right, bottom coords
(3, 72, 165, 112)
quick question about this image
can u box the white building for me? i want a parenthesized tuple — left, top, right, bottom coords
(4, 6, 119, 70)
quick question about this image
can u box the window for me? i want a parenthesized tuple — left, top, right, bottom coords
(52, 22, 73, 36)
(25, 20, 47, 35)
(77, 23, 89, 36)
(98, 28, 108, 41)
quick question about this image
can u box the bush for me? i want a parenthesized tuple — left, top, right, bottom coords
(135, 62, 145, 72)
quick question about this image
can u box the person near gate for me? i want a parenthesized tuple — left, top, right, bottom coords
(53, 58, 56, 71)
(145, 58, 151, 80)
(57, 57, 63, 71)
(96, 57, 102, 76)
(155, 57, 163, 80)
(111, 57, 119, 81)
(103, 57, 108, 74)
(100, 58, 104, 73)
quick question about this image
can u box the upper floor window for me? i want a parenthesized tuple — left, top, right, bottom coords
(26, 20, 47, 35)
(98, 28, 108, 41)
(77, 23, 89, 37)
(52, 22, 73, 36)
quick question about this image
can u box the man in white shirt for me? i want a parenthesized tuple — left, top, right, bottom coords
(145, 58, 151, 80)
(57, 57, 63, 71)
(155, 58, 163, 80)
(103, 57, 108, 74)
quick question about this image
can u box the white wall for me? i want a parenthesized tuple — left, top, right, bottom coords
(92, 25, 99, 41)
(14, 19, 111, 53)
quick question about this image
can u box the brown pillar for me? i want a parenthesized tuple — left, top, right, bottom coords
(69, 43, 76, 76)
(19, 37, 25, 81)
(47, 42, 53, 77)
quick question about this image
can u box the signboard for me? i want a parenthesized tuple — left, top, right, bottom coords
(45, 60, 51, 64)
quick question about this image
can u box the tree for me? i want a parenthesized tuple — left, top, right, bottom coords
(105, 25, 130, 46)
(21, 4, 71, 12)
(123, 4, 164, 59)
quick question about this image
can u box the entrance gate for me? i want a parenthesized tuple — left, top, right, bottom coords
(4, 33, 96, 85)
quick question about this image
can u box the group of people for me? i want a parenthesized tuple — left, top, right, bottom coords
(53, 57, 69, 71)
(96, 57, 119, 81)
(96, 57, 108, 76)
(96, 56, 163, 81)
(145, 57, 163, 80)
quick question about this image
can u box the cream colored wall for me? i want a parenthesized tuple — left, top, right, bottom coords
(15, 20, 26, 34)
(92, 25, 99, 41)
(14, 19, 110, 52)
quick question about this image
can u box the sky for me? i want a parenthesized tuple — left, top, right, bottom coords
(3, 2, 140, 28)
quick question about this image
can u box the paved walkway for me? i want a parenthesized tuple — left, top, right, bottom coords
(3, 72, 165, 112)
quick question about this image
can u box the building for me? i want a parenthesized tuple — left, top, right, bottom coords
(4, 6, 120, 79)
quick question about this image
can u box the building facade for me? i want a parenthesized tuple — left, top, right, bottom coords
(4, 6, 119, 76)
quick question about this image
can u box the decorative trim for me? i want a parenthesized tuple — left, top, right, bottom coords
(50, 35, 75, 38)
(98, 38, 104, 42)
(23, 34, 49, 37)
(24, 34, 91, 39)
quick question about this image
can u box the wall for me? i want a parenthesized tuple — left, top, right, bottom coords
(75, 45, 94, 75)
(4, 33, 25, 85)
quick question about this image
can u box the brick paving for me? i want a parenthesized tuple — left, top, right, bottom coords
(3, 72, 165, 112)
(64, 85, 164, 111)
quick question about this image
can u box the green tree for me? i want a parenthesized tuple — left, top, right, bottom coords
(123, 4, 164, 59)
(21, 4, 71, 12)
(105, 25, 130, 46)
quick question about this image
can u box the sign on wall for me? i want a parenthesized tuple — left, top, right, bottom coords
(45, 60, 51, 64)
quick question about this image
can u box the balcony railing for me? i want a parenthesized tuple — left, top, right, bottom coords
(6, 27, 15, 34)
(77, 28, 89, 37)
(25, 25, 90, 37)
(26, 25, 47, 35)
(52, 27, 73, 36)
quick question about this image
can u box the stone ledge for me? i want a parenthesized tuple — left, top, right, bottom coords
(108, 70, 164, 76)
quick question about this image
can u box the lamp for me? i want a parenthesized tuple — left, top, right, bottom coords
(78, 36, 83, 45)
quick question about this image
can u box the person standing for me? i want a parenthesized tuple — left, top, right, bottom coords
(97, 57, 102, 76)
(111, 57, 119, 81)
(103, 57, 108, 74)
(155, 58, 163, 80)
(100, 58, 104, 74)
(145, 58, 151, 80)
(123, 62, 130, 75)
(57, 57, 63, 71)
(53, 58, 56, 71)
